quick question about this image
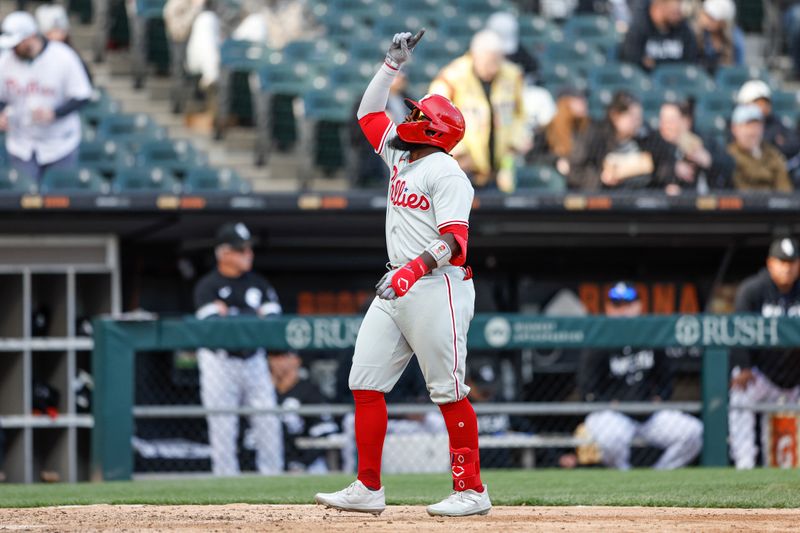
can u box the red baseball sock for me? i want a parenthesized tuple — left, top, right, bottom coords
(352, 390, 387, 490)
(439, 397, 483, 492)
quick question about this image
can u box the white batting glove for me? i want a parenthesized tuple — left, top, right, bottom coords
(385, 29, 425, 70)
(375, 271, 398, 300)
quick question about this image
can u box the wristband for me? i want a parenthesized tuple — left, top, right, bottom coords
(424, 239, 452, 268)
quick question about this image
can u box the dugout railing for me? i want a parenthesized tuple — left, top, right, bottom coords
(91, 314, 800, 480)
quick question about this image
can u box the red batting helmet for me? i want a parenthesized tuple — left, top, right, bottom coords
(396, 94, 465, 153)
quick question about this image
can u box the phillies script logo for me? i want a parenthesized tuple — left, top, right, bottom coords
(389, 166, 430, 211)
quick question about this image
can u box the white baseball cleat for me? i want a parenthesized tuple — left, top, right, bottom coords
(426, 485, 491, 517)
(314, 480, 386, 516)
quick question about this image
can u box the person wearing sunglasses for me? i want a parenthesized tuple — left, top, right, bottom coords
(193, 222, 284, 476)
(562, 282, 703, 471)
(316, 30, 489, 517)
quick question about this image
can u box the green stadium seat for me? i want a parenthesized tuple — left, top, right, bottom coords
(406, 61, 445, 90)
(302, 88, 358, 173)
(131, 0, 170, 88)
(328, 63, 374, 92)
(216, 40, 277, 136)
(137, 140, 204, 178)
(184, 167, 251, 194)
(112, 167, 181, 194)
(435, 17, 485, 43)
(414, 37, 467, 65)
(320, 13, 373, 45)
(540, 63, 588, 96)
(542, 41, 606, 74)
(78, 140, 135, 179)
(135, 0, 166, 19)
(452, 0, 513, 17)
(694, 109, 729, 142)
(348, 39, 386, 64)
(564, 14, 616, 39)
(0, 168, 37, 194)
(516, 164, 567, 193)
(96, 113, 167, 149)
(695, 93, 735, 117)
(652, 63, 716, 100)
(315, 0, 392, 24)
(715, 65, 775, 95)
(281, 39, 345, 67)
(220, 40, 274, 72)
(40, 167, 109, 194)
(587, 63, 651, 94)
(520, 30, 565, 56)
(770, 91, 800, 118)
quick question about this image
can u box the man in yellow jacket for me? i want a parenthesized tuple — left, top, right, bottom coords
(429, 30, 530, 192)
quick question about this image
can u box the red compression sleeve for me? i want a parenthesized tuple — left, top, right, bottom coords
(439, 223, 469, 266)
(353, 390, 387, 490)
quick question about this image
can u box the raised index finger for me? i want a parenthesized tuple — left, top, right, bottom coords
(407, 28, 426, 48)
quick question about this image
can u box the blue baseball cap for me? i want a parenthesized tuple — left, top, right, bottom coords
(608, 282, 639, 303)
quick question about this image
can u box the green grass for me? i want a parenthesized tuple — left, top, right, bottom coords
(1, 469, 798, 509)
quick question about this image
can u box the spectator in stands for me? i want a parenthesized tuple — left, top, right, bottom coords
(164, 0, 206, 45)
(35, 4, 93, 84)
(0, 11, 92, 182)
(784, 2, 800, 81)
(727, 104, 792, 192)
(693, 0, 745, 73)
(485, 12, 539, 83)
(429, 30, 530, 192)
(736, 80, 800, 165)
(269, 351, 339, 473)
(562, 282, 703, 470)
(729, 237, 800, 469)
(620, 0, 698, 71)
(568, 91, 677, 190)
(540, 87, 590, 176)
(193, 222, 284, 476)
(232, 0, 320, 49)
(658, 100, 733, 192)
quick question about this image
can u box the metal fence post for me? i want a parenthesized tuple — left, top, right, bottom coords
(701, 348, 729, 466)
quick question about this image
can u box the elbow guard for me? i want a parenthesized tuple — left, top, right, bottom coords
(424, 239, 453, 268)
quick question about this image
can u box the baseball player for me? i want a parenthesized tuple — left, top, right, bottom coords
(729, 237, 800, 469)
(572, 282, 703, 470)
(194, 222, 284, 476)
(315, 30, 490, 517)
(0, 11, 92, 181)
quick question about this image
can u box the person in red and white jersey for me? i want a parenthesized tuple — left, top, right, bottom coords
(0, 11, 92, 182)
(315, 30, 490, 518)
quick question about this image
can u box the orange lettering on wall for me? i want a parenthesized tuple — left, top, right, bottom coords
(651, 284, 676, 315)
(579, 284, 601, 314)
(679, 284, 700, 313)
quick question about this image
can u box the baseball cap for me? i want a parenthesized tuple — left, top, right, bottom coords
(703, 0, 736, 22)
(36, 5, 70, 34)
(731, 104, 764, 125)
(0, 11, 38, 49)
(468, 363, 498, 390)
(216, 222, 255, 249)
(608, 282, 639, 303)
(736, 80, 771, 104)
(769, 237, 800, 261)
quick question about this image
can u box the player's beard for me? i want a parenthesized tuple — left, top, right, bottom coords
(388, 135, 432, 153)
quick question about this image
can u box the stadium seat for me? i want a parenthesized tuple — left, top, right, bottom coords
(184, 167, 251, 194)
(327, 63, 375, 92)
(0, 168, 37, 194)
(715, 65, 775, 95)
(220, 40, 274, 72)
(112, 167, 181, 194)
(694, 109, 729, 143)
(348, 39, 386, 64)
(314, 0, 393, 24)
(406, 61, 446, 91)
(452, 0, 514, 17)
(695, 93, 735, 117)
(414, 36, 467, 66)
(40, 167, 109, 194)
(135, 0, 166, 18)
(564, 14, 616, 40)
(301, 88, 358, 175)
(587, 63, 651, 94)
(652, 63, 716, 100)
(518, 16, 564, 54)
(539, 63, 588, 96)
(96, 114, 167, 150)
(770, 91, 800, 118)
(216, 40, 276, 138)
(542, 41, 606, 74)
(320, 13, 373, 45)
(131, 0, 170, 88)
(137, 140, 205, 178)
(434, 17, 485, 44)
(78, 141, 134, 179)
(516, 164, 567, 193)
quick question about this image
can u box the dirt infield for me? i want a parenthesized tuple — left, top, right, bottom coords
(1, 504, 799, 532)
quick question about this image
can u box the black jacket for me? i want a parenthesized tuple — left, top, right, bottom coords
(764, 114, 800, 161)
(568, 121, 677, 190)
(620, 8, 698, 70)
(732, 268, 800, 388)
(578, 347, 675, 403)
